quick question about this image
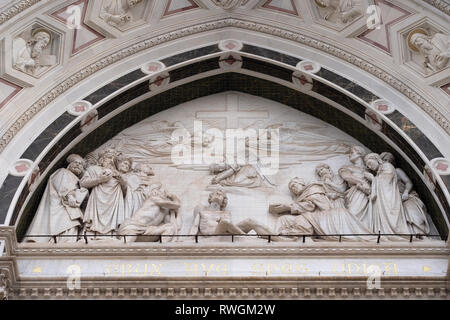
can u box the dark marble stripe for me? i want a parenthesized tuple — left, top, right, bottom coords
(381, 121, 425, 171)
(169, 57, 220, 83)
(84, 69, 146, 105)
(161, 45, 221, 67)
(242, 57, 293, 82)
(21, 112, 76, 161)
(0, 175, 22, 224)
(241, 44, 302, 66)
(387, 111, 443, 160)
(97, 81, 150, 120)
(316, 68, 380, 103)
(442, 175, 450, 193)
(313, 81, 366, 119)
(434, 183, 450, 229)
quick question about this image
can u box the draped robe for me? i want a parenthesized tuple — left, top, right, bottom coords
(26, 168, 87, 242)
(369, 162, 411, 236)
(81, 165, 125, 234)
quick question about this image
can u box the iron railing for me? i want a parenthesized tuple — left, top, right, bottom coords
(22, 232, 445, 244)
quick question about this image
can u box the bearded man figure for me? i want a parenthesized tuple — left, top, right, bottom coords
(26, 154, 88, 243)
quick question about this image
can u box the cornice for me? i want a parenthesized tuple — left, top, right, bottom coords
(0, 0, 42, 26)
(1, 18, 449, 154)
(15, 243, 450, 257)
(421, 0, 450, 15)
(7, 282, 449, 299)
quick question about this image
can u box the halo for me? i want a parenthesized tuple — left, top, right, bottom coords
(31, 28, 52, 45)
(407, 28, 429, 52)
(315, 0, 327, 8)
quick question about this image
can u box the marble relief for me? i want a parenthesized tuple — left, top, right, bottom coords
(99, 0, 146, 30)
(12, 26, 59, 77)
(314, 0, 362, 25)
(407, 29, 450, 74)
(24, 92, 436, 244)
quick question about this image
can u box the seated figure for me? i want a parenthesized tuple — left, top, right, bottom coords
(189, 190, 278, 241)
(269, 177, 375, 241)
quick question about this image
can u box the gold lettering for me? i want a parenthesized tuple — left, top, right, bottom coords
(151, 264, 162, 276)
(294, 264, 309, 274)
(383, 263, 398, 276)
(281, 264, 293, 274)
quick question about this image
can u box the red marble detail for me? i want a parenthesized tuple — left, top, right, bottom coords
(225, 55, 237, 65)
(75, 104, 86, 112)
(50, 0, 105, 55)
(15, 164, 29, 173)
(262, 0, 299, 16)
(225, 42, 237, 50)
(154, 76, 165, 86)
(436, 162, 449, 172)
(377, 104, 389, 111)
(148, 65, 160, 72)
(82, 112, 97, 127)
(163, 0, 199, 16)
(357, 0, 411, 54)
(440, 83, 450, 96)
(303, 64, 314, 71)
(0, 78, 22, 109)
(293, 74, 312, 86)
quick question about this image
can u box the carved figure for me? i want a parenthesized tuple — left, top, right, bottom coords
(26, 154, 88, 243)
(409, 30, 450, 72)
(118, 183, 181, 242)
(12, 28, 55, 75)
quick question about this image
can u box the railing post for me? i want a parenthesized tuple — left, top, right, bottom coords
(83, 231, 88, 244)
(159, 235, 162, 243)
(268, 235, 271, 243)
(231, 235, 234, 243)
(53, 236, 57, 244)
(195, 235, 198, 243)
(303, 235, 306, 243)
(409, 234, 413, 243)
(377, 231, 381, 244)
(339, 235, 342, 242)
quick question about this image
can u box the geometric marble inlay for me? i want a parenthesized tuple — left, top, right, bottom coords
(50, 0, 105, 55)
(261, 0, 299, 16)
(163, 0, 199, 17)
(0, 78, 22, 109)
(357, 0, 411, 54)
(440, 83, 450, 96)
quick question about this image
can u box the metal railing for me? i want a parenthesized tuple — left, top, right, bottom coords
(22, 232, 445, 245)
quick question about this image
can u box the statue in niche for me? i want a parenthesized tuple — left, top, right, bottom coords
(210, 0, 249, 10)
(315, 163, 347, 208)
(12, 28, 56, 75)
(269, 177, 375, 241)
(338, 146, 372, 228)
(26, 154, 88, 243)
(122, 162, 155, 220)
(364, 153, 411, 238)
(209, 163, 263, 188)
(189, 189, 276, 239)
(100, 0, 144, 28)
(408, 30, 450, 73)
(80, 149, 126, 237)
(314, 0, 361, 24)
(380, 152, 430, 235)
(118, 183, 181, 242)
